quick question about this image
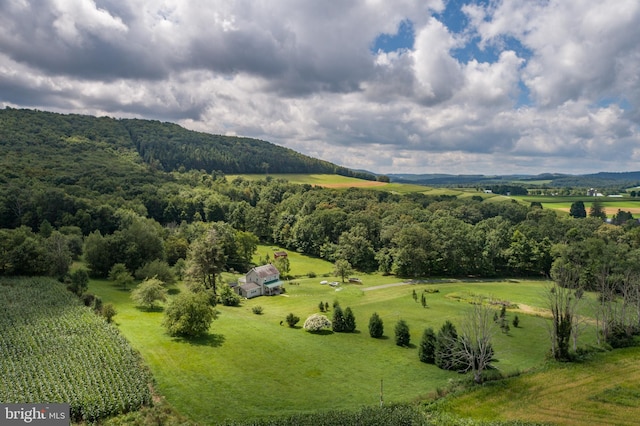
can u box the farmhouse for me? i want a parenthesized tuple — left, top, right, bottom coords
(237, 264, 283, 299)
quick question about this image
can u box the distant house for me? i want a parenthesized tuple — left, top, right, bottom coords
(237, 264, 283, 299)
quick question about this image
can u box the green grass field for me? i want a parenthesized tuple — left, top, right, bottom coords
(441, 347, 640, 425)
(227, 173, 443, 194)
(512, 196, 640, 216)
(88, 266, 600, 424)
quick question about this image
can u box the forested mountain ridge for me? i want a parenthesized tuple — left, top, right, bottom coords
(389, 171, 640, 189)
(0, 107, 374, 178)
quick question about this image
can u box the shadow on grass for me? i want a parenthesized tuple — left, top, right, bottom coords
(173, 333, 226, 347)
(135, 305, 165, 313)
(284, 325, 303, 330)
(306, 329, 334, 336)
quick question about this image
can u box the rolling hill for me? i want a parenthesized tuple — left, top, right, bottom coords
(0, 107, 375, 179)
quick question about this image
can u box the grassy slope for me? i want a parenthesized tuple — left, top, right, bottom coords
(89, 260, 597, 424)
(442, 347, 640, 426)
(227, 174, 488, 196)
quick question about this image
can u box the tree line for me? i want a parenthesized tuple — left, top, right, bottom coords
(2, 172, 640, 285)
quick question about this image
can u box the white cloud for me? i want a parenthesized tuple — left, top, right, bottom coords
(0, 0, 639, 175)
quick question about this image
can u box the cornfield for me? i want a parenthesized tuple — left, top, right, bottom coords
(0, 277, 153, 422)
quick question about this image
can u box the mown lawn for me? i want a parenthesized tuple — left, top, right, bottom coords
(89, 271, 599, 424)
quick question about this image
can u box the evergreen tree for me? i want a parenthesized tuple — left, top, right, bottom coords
(412, 289, 418, 302)
(332, 305, 345, 332)
(418, 327, 437, 363)
(395, 320, 410, 347)
(513, 315, 520, 328)
(434, 321, 462, 371)
(318, 301, 325, 312)
(368, 312, 384, 338)
(421, 293, 427, 308)
(589, 200, 607, 220)
(344, 307, 356, 332)
(285, 313, 300, 328)
(569, 201, 587, 218)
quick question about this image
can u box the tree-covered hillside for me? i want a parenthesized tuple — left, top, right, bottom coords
(123, 118, 372, 178)
(0, 107, 374, 177)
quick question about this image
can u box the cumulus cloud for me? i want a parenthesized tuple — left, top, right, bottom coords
(0, 0, 639, 174)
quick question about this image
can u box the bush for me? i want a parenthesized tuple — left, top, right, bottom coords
(219, 283, 241, 307)
(303, 314, 331, 332)
(512, 315, 520, 328)
(285, 313, 300, 327)
(395, 320, 410, 347)
(93, 296, 103, 313)
(307, 271, 316, 278)
(252, 306, 264, 315)
(102, 303, 117, 323)
(368, 312, 384, 338)
(81, 293, 96, 307)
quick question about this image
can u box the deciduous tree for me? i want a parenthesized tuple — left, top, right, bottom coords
(333, 259, 353, 283)
(131, 277, 168, 310)
(457, 303, 496, 383)
(185, 227, 226, 296)
(67, 268, 89, 297)
(163, 291, 217, 337)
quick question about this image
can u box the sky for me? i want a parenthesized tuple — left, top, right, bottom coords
(1, 0, 639, 175)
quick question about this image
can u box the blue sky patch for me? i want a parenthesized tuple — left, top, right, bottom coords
(372, 19, 414, 53)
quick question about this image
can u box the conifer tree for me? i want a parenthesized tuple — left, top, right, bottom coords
(344, 307, 356, 332)
(369, 312, 384, 338)
(332, 305, 345, 332)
